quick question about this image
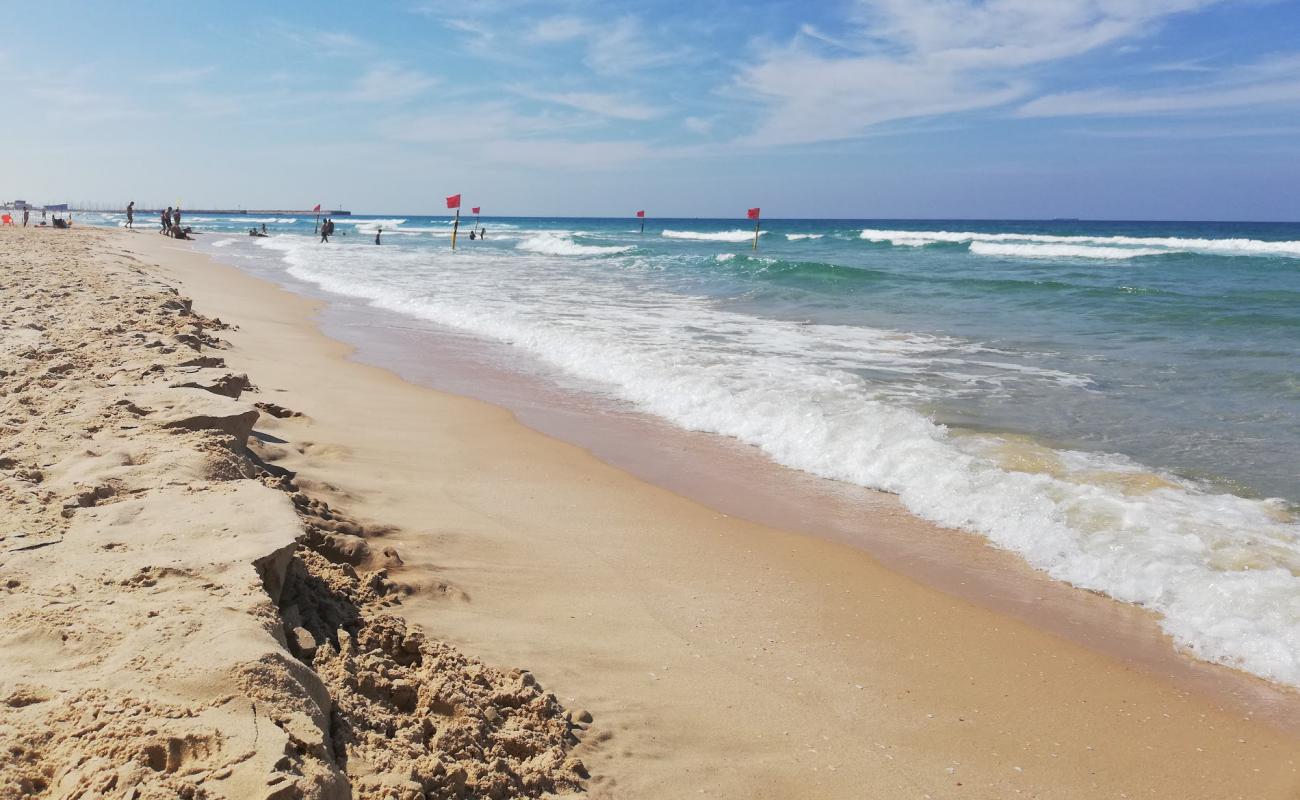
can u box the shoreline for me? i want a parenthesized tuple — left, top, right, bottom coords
(201, 227, 1300, 725)
(134, 228, 1300, 796)
(6, 225, 1297, 797)
(309, 291, 1300, 730)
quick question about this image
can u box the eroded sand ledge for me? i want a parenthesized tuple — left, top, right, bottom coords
(0, 228, 586, 798)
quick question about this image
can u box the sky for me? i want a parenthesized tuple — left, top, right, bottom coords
(3, 1, 1299, 219)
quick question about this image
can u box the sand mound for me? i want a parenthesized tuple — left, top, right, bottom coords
(0, 228, 585, 799)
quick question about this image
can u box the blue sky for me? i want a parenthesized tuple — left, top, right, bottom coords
(4, 1, 1299, 219)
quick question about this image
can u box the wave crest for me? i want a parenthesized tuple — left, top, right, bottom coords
(517, 232, 633, 256)
(663, 229, 767, 242)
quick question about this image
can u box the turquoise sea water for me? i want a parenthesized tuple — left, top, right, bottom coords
(89, 212, 1300, 686)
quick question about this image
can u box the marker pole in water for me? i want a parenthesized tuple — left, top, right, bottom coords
(637, 209, 646, 234)
(747, 207, 761, 251)
(447, 194, 462, 249)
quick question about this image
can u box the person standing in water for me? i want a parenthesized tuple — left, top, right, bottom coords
(161, 207, 172, 234)
(320, 218, 331, 243)
(374, 226, 382, 245)
(126, 201, 135, 229)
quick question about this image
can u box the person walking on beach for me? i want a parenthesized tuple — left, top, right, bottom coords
(161, 207, 172, 234)
(173, 207, 182, 230)
(126, 201, 135, 229)
(22, 209, 29, 227)
(320, 218, 331, 243)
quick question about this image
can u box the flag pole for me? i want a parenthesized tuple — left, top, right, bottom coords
(451, 208, 460, 250)
(640, 217, 645, 234)
(752, 217, 760, 251)
(314, 208, 320, 235)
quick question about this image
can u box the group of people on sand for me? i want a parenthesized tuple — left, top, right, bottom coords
(158, 205, 191, 239)
(8, 208, 56, 227)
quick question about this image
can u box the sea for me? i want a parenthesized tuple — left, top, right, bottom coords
(87, 212, 1300, 688)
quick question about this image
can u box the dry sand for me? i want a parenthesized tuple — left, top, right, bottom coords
(0, 227, 585, 799)
(3, 225, 1298, 799)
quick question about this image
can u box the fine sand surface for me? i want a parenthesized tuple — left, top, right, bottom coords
(0, 227, 585, 799)
(3, 226, 1298, 799)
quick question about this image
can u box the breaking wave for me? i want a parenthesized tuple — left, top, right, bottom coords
(516, 232, 633, 256)
(862, 228, 1300, 259)
(663, 229, 767, 242)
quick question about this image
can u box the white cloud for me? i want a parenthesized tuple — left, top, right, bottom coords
(738, 0, 1224, 145)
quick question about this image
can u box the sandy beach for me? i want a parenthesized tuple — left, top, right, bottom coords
(3, 224, 1298, 799)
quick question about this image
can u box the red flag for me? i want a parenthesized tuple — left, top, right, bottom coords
(313, 204, 321, 212)
(747, 207, 760, 220)
(446, 194, 461, 209)
(636, 210, 646, 218)
(471, 207, 480, 214)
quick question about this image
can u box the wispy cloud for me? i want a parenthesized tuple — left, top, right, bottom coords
(345, 65, 439, 103)
(683, 116, 715, 135)
(1072, 124, 1300, 138)
(377, 103, 596, 144)
(514, 88, 663, 121)
(270, 23, 371, 56)
(529, 14, 689, 75)
(738, 0, 1224, 145)
(145, 65, 217, 85)
(1019, 53, 1300, 117)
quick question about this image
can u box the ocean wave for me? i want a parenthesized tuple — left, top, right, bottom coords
(862, 228, 1300, 259)
(340, 218, 407, 228)
(786, 233, 825, 241)
(209, 239, 237, 248)
(663, 229, 767, 242)
(970, 242, 1165, 260)
(516, 232, 633, 256)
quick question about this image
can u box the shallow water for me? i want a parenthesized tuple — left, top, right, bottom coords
(91, 212, 1300, 688)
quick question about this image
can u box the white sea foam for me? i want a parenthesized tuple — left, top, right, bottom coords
(970, 242, 1165, 260)
(715, 253, 737, 262)
(209, 239, 237, 248)
(341, 218, 407, 228)
(786, 233, 825, 241)
(516, 232, 633, 256)
(862, 228, 1300, 259)
(250, 235, 1300, 689)
(663, 229, 768, 242)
